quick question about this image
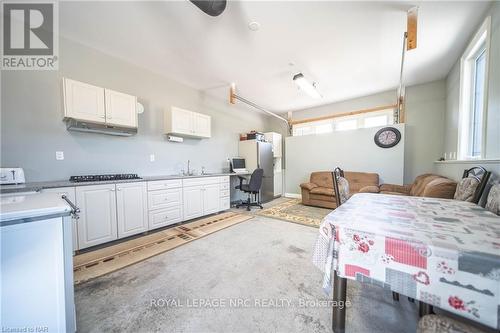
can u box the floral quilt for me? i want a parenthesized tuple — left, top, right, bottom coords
(312, 193, 500, 329)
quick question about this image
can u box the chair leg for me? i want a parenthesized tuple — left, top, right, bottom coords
(408, 297, 415, 303)
(392, 292, 400, 301)
(246, 194, 251, 211)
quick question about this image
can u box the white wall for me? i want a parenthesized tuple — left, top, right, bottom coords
(285, 124, 405, 196)
(1, 37, 272, 182)
(439, 2, 500, 186)
(444, 2, 500, 160)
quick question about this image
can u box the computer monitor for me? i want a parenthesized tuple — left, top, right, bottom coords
(232, 158, 246, 170)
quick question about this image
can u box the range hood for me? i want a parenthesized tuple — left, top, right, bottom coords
(66, 119, 137, 137)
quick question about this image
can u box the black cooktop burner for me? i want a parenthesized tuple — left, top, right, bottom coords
(69, 174, 141, 183)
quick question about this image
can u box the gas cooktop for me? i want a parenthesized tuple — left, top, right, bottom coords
(69, 174, 141, 183)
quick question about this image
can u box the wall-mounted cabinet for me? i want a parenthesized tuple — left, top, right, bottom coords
(63, 78, 138, 129)
(164, 106, 211, 138)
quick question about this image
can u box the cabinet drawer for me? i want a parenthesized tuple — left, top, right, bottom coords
(149, 206, 183, 229)
(148, 179, 182, 191)
(183, 177, 219, 187)
(220, 189, 230, 197)
(220, 182, 230, 190)
(219, 176, 229, 184)
(148, 188, 182, 210)
(220, 197, 230, 210)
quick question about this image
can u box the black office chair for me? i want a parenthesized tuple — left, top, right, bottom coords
(235, 168, 264, 211)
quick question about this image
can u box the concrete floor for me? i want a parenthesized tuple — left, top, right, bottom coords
(75, 207, 419, 333)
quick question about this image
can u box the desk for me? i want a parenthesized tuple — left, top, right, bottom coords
(313, 193, 500, 332)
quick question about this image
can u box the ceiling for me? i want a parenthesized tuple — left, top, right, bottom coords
(59, 1, 492, 113)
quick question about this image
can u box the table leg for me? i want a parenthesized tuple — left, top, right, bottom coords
(418, 302, 433, 317)
(332, 270, 347, 333)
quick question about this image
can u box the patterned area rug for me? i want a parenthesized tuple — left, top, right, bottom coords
(257, 198, 332, 227)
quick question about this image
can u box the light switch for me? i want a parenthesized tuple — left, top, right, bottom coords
(56, 151, 64, 160)
(150, 154, 155, 162)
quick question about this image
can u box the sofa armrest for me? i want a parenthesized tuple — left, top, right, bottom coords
(358, 185, 380, 193)
(422, 179, 457, 199)
(379, 183, 411, 195)
(300, 182, 318, 191)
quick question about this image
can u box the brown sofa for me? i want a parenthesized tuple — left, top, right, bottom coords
(379, 173, 457, 199)
(300, 171, 379, 209)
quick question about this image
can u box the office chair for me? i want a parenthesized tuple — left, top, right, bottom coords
(235, 168, 264, 211)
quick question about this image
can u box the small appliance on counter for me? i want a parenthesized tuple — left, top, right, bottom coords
(0, 168, 26, 185)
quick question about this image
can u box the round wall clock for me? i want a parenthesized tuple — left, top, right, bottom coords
(374, 127, 401, 148)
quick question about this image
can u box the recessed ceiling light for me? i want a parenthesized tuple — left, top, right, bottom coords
(248, 21, 260, 31)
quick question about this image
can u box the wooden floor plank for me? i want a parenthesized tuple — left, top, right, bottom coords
(74, 213, 253, 284)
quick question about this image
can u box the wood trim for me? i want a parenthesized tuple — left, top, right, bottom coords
(229, 83, 236, 104)
(289, 104, 398, 126)
(407, 7, 418, 50)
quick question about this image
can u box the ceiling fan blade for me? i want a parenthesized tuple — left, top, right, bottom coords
(407, 6, 418, 50)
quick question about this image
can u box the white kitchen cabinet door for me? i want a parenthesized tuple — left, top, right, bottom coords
(63, 78, 105, 123)
(116, 182, 148, 238)
(183, 186, 204, 220)
(76, 184, 117, 249)
(104, 89, 138, 128)
(170, 107, 193, 136)
(41, 187, 79, 251)
(203, 183, 220, 215)
(193, 113, 211, 138)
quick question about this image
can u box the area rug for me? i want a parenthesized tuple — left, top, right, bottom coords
(73, 212, 253, 284)
(257, 198, 332, 227)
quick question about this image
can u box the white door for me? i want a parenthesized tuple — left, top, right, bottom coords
(193, 113, 211, 138)
(116, 182, 148, 238)
(273, 172, 283, 196)
(273, 133, 282, 157)
(171, 107, 193, 135)
(63, 78, 105, 123)
(104, 89, 138, 128)
(183, 186, 204, 220)
(41, 187, 79, 251)
(203, 184, 220, 214)
(76, 184, 117, 249)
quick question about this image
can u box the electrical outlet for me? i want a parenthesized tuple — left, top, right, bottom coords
(55, 151, 64, 160)
(150, 154, 155, 162)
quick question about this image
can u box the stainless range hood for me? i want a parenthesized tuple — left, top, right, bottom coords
(66, 119, 137, 136)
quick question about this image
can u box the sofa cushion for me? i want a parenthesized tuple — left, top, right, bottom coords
(310, 172, 334, 188)
(345, 171, 379, 193)
(454, 177, 480, 202)
(310, 187, 335, 196)
(309, 193, 335, 202)
(410, 174, 440, 196)
(423, 178, 457, 199)
(300, 182, 318, 191)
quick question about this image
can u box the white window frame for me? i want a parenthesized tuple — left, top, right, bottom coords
(458, 16, 491, 160)
(292, 108, 394, 137)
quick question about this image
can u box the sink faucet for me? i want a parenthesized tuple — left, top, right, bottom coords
(187, 160, 191, 176)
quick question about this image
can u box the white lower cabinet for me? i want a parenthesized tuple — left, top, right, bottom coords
(41, 186, 79, 251)
(147, 180, 183, 229)
(203, 183, 221, 215)
(76, 184, 118, 249)
(183, 186, 204, 220)
(116, 182, 148, 238)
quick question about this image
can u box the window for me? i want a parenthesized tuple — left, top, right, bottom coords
(292, 109, 394, 136)
(458, 17, 490, 159)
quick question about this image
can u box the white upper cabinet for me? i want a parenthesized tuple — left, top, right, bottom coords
(63, 78, 138, 129)
(194, 113, 211, 138)
(164, 106, 211, 138)
(105, 89, 138, 128)
(63, 78, 105, 123)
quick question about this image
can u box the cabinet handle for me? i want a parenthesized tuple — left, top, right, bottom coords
(100, 115, 105, 118)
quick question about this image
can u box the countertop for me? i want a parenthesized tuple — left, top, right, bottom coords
(0, 192, 72, 225)
(0, 172, 251, 194)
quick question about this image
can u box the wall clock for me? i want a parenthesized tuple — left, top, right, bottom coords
(374, 127, 401, 148)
